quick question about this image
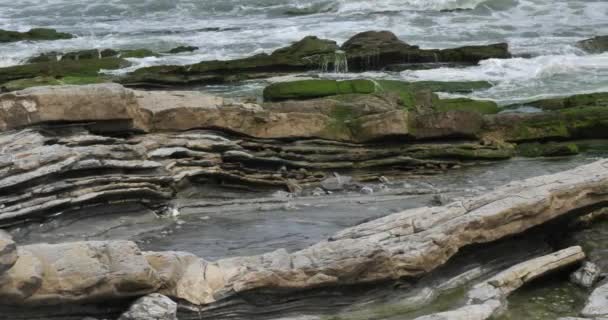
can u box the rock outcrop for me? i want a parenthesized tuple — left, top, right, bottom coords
(0, 83, 606, 225)
(0, 241, 160, 304)
(119, 31, 510, 87)
(414, 246, 585, 320)
(0, 159, 606, 309)
(577, 35, 608, 54)
(0, 28, 73, 43)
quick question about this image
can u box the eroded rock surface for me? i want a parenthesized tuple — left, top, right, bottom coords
(0, 160, 605, 310)
(118, 293, 177, 320)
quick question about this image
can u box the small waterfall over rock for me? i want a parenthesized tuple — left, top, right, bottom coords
(333, 50, 348, 73)
(320, 50, 349, 73)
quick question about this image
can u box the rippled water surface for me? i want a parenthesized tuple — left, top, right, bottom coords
(0, 0, 607, 103)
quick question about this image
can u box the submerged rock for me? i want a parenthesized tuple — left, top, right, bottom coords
(118, 294, 177, 320)
(570, 261, 601, 288)
(576, 35, 608, 54)
(0, 28, 73, 43)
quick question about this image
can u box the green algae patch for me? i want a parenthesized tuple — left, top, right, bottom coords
(507, 92, 608, 111)
(516, 142, 580, 157)
(1, 75, 110, 91)
(0, 58, 129, 84)
(263, 79, 376, 101)
(491, 106, 608, 142)
(436, 98, 500, 115)
(0, 28, 74, 43)
(119, 49, 159, 58)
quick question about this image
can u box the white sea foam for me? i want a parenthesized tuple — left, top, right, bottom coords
(0, 0, 607, 101)
(401, 53, 608, 105)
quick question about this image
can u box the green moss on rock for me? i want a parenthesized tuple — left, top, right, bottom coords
(517, 142, 580, 157)
(489, 106, 608, 142)
(263, 79, 377, 101)
(0, 28, 74, 43)
(0, 58, 129, 84)
(436, 98, 500, 114)
(508, 92, 608, 111)
(0, 75, 108, 91)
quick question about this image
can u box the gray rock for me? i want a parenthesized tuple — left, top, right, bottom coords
(321, 173, 353, 191)
(582, 281, 608, 317)
(571, 261, 601, 288)
(0, 230, 17, 274)
(118, 293, 177, 320)
(576, 35, 608, 54)
(360, 186, 374, 195)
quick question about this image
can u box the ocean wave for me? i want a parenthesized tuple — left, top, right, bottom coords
(400, 53, 608, 105)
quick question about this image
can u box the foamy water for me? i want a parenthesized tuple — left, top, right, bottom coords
(0, 0, 607, 103)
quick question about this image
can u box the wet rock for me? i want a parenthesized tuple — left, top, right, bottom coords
(311, 187, 326, 196)
(517, 142, 580, 157)
(121, 32, 509, 87)
(0, 58, 128, 86)
(418, 247, 585, 320)
(121, 36, 338, 87)
(167, 46, 199, 54)
(582, 281, 608, 318)
(0, 230, 17, 274)
(0, 28, 73, 43)
(263, 79, 376, 101)
(342, 30, 511, 71)
(360, 186, 374, 195)
(321, 173, 353, 191)
(507, 92, 608, 111)
(570, 261, 601, 288)
(483, 106, 608, 142)
(118, 293, 177, 320)
(576, 35, 608, 54)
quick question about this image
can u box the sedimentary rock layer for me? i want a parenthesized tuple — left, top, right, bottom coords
(0, 159, 606, 308)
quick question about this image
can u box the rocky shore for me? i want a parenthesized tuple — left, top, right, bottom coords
(0, 26, 607, 320)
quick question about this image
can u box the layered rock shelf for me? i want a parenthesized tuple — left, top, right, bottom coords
(0, 159, 606, 319)
(0, 83, 607, 226)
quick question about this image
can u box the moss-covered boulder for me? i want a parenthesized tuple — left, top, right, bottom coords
(121, 36, 339, 87)
(0, 28, 74, 43)
(341, 31, 511, 71)
(120, 32, 509, 87)
(517, 142, 580, 157)
(576, 35, 608, 54)
(263, 79, 377, 101)
(508, 92, 608, 111)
